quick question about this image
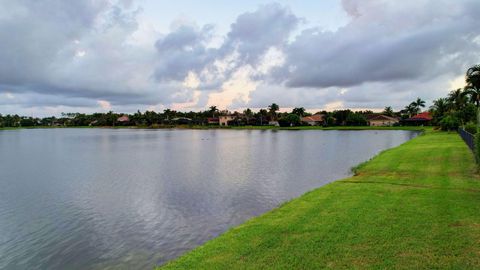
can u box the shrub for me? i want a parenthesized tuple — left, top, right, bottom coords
(439, 115, 460, 131)
(464, 122, 477, 134)
(279, 114, 301, 127)
(345, 113, 367, 126)
(476, 132, 480, 163)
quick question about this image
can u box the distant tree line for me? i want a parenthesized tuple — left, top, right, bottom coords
(4, 64, 480, 130)
(0, 104, 426, 128)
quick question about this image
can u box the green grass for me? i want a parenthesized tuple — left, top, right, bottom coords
(159, 130, 480, 269)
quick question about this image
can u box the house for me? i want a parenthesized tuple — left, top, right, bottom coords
(172, 117, 192, 124)
(219, 115, 235, 126)
(367, 115, 399, 126)
(403, 112, 432, 126)
(117, 115, 130, 123)
(207, 117, 219, 125)
(301, 114, 326, 126)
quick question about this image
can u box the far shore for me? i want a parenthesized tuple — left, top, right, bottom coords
(0, 125, 427, 131)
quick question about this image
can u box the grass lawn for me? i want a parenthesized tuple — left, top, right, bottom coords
(159, 130, 480, 269)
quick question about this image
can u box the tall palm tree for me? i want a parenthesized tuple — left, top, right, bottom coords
(383, 106, 394, 116)
(268, 103, 280, 120)
(405, 103, 419, 117)
(429, 98, 449, 120)
(411, 97, 426, 113)
(243, 108, 253, 125)
(292, 107, 306, 116)
(466, 64, 480, 127)
(464, 86, 480, 107)
(465, 65, 480, 107)
(209, 106, 218, 117)
(448, 88, 467, 111)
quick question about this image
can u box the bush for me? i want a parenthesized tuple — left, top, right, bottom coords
(345, 113, 367, 126)
(439, 115, 460, 131)
(476, 133, 480, 164)
(464, 122, 477, 134)
(279, 114, 301, 127)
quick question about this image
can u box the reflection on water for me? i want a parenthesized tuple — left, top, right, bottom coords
(0, 129, 418, 269)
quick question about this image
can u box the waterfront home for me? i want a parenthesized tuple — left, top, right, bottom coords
(172, 117, 192, 124)
(207, 117, 219, 125)
(117, 115, 130, 123)
(367, 114, 399, 126)
(301, 114, 326, 126)
(403, 112, 432, 126)
(219, 115, 235, 126)
(268, 120, 280, 126)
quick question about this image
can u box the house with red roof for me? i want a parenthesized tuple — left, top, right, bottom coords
(301, 114, 326, 126)
(403, 112, 432, 126)
(207, 117, 219, 125)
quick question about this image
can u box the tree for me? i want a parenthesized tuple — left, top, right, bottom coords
(209, 106, 218, 117)
(268, 103, 279, 120)
(383, 106, 394, 116)
(279, 114, 300, 127)
(404, 103, 419, 118)
(243, 108, 253, 125)
(430, 98, 450, 123)
(268, 103, 280, 120)
(258, 109, 268, 125)
(448, 88, 467, 111)
(410, 97, 426, 114)
(465, 65, 480, 107)
(292, 107, 306, 117)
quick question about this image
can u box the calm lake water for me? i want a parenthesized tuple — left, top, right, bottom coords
(0, 129, 418, 269)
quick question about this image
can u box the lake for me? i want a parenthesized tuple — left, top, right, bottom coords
(0, 129, 418, 269)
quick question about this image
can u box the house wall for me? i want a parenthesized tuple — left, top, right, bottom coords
(219, 116, 234, 126)
(369, 120, 398, 126)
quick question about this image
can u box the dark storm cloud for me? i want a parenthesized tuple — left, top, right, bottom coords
(274, 0, 480, 88)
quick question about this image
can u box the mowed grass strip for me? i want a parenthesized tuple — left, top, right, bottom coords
(159, 131, 480, 269)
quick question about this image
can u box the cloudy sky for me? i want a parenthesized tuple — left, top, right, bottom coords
(1, 0, 479, 116)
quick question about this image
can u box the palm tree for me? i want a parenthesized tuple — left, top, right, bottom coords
(209, 106, 218, 117)
(448, 88, 467, 111)
(466, 65, 480, 128)
(411, 97, 426, 113)
(429, 98, 449, 121)
(383, 106, 394, 116)
(292, 107, 306, 116)
(405, 103, 419, 118)
(258, 109, 268, 125)
(268, 103, 280, 120)
(243, 108, 253, 125)
(465, 65, 480, 107)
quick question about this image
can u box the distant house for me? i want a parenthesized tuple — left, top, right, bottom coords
(367, 115, 399, 126)
(172, 117, 192, 124)
(403, 112, 432, 126)
(117, 115, 130, 123)
(207, 117, 219, 125)
(219, 115, 235, 126)
(301, 114, 326, 126)
(268, 120, 279, 126)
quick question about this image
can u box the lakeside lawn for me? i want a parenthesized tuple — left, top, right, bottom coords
(159, 130, 480, 269)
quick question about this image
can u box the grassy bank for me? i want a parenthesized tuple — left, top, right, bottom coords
(159, 130, 480, 269)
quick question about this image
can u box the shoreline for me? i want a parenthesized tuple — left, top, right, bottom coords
(158, 130, 480, 269)
(0, 125, 427, 131)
